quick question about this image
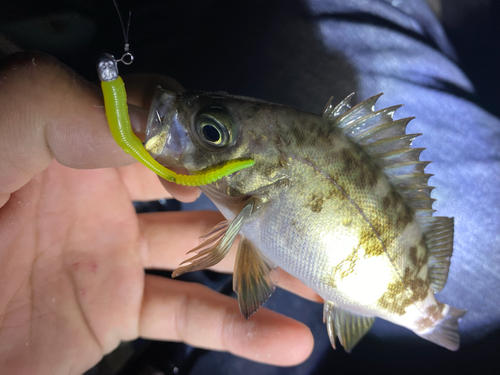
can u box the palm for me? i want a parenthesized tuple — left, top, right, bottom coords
(1, 161, 144, 372)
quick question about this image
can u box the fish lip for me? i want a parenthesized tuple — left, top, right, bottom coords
(145, 87, 189, 164)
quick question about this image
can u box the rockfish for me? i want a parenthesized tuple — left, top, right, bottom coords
(145, 89, 465, 351)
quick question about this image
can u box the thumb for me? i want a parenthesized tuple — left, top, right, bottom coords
(0, 51, 147, 197)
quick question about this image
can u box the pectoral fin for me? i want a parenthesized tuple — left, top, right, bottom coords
(233, 237, 278, 319)
(323, 301, 375, 352)
(172, 201, 254, 278)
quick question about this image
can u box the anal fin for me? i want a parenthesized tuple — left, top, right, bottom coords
(323, 301, 375, 352)
(172, 201, 254, 278)
(233, 237, 278, 319)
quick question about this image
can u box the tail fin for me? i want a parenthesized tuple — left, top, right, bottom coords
(416, 305, 466, 351)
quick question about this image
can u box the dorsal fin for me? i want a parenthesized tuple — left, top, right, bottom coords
(323, 93, 435, 216)
(417, 216, 455, 292)
(322, 92, 355, 119)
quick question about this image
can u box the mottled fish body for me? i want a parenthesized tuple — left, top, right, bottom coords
(145, 89, 465, 351)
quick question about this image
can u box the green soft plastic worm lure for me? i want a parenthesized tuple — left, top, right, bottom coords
(96, 53, 254, 186)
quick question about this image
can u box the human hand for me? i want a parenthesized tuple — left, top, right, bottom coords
(0, 52, 316, 374)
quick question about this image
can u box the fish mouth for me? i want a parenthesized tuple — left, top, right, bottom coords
(145, 87, 189, 167)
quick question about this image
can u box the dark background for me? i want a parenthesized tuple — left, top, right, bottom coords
(1, 0, 498, 116)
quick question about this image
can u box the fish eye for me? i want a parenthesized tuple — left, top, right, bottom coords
(201, 122, 223, 143)
(195, 107, 234, 148)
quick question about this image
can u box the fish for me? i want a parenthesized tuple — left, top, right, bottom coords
(144, 88, 465, 352)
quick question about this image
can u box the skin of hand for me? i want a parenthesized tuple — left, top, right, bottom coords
(0, 52, 319, 374)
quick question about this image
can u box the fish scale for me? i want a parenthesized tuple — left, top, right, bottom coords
(145, 88, 465, 351)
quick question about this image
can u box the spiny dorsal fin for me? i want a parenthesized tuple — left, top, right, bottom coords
(324, 93, 435, 215)
(322, 92, 355, 119)
(323, 301, 375, 352)
(363, 133, 422, 155)
(416, 216, 454, 292)
(323, 93, 382, 128)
